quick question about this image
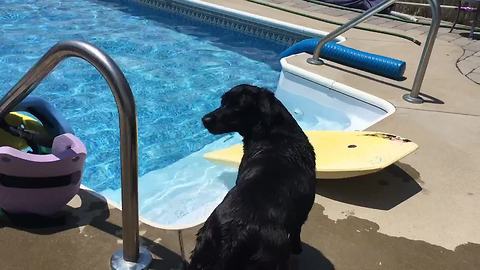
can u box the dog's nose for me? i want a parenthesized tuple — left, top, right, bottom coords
(202, 115, 215, 126)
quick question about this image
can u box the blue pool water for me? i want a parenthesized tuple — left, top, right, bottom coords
(0, 0, 284, 192)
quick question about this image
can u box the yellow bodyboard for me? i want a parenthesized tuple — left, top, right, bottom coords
(204, 131, 418, 179)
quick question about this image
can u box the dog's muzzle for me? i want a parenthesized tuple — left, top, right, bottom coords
(202, 114, 216, 129)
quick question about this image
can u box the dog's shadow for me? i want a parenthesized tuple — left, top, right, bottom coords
(315, 162, 422, 210)
(290, 243, 335, 270)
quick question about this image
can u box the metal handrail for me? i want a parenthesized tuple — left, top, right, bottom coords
(0, 40, 151, 269)
(307, 0, 441, 104)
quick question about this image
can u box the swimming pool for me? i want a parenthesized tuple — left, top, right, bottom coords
(0, 0, 388, 227)
(0, 0, 283, 188)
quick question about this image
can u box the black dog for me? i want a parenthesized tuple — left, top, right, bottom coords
(188, 84, 316, 270)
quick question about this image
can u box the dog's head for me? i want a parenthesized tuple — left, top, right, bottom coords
(202, 84, 289, 137)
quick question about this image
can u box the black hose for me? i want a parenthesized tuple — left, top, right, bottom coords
(247, 0, 422, 45)
(305, 0, 473, 31)
(306, 0, 411, 21)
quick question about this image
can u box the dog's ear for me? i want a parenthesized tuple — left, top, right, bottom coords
(258, 91, 271, 114)
(258, 90, 275, 126)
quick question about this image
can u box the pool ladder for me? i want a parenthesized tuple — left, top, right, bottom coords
(307, 0, 441, 104)
(0, 40, 151, 270)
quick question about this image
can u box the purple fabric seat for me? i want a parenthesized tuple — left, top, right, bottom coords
(0, 133, 86, 215)
(315, 0, 394, 13)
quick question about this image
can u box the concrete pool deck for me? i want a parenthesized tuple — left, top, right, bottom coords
(1, 0, 479, 269)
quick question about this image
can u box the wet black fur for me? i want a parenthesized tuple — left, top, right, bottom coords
(188, 84, 316, 270)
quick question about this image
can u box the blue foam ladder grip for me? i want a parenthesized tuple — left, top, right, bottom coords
(280, 38, 406, 81)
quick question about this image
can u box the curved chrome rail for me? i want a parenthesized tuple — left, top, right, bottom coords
(0, 40, 151, 269)
(307, 0, 442, 104)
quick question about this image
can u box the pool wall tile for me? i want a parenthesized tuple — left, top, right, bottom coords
(132, 0, 311, 45)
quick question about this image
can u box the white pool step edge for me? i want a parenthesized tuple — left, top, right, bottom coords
(280, 58, 396, 121)
(80, 184, 204, 230)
